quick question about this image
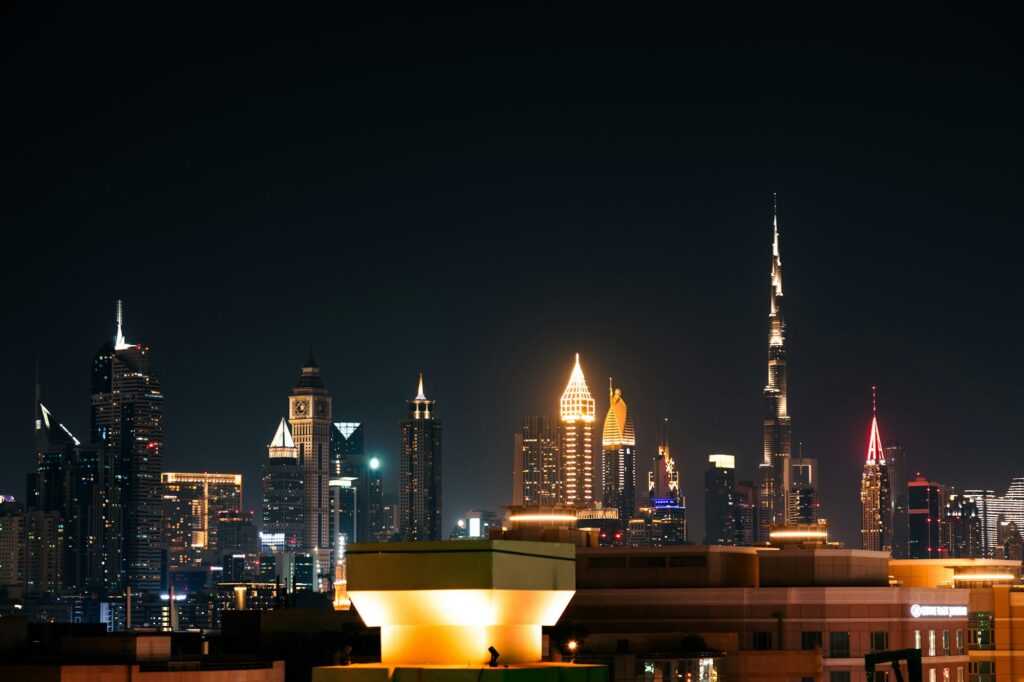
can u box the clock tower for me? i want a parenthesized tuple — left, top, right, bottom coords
(288, 350, 332, 588)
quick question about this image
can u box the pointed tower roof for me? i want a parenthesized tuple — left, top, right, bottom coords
(416, 372, 426, 400)
(293, 350, 326, 392)
(866, 386, 885, 465)
(560, 353, 595, 422)
(771, 195, 784, 302)
(268, 418, 297, 458)
(602, 383, 636, 447)
(37, 402, 80, 448)
(270, 417, 295, 448)
(114, 299, 131, 350)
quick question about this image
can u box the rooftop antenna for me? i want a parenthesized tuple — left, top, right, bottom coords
(114, 299, 129, 349)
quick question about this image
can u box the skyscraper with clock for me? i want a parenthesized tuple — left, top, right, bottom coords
(288, 351, 332, 587)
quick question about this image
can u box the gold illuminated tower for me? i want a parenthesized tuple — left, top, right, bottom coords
(757, 196, 793, 540)
(602, 380, 636, 522)
(288, 351, 332, 587)
(560, 354, 595, 507)
(860, 387, 892, 552)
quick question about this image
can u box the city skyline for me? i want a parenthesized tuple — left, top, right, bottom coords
(6, 7, 1024, 547)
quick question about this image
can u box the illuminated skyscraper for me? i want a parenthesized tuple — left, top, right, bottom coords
(560, 354, 596, 507)
(944, 491, 982, 558)
(788, 454, 818, 523)
(399, 374, 443, 540)
(909, 475, 945, 559)
(261, 418, 304, 552)
(860, 388, 892, 552)
(886, 440, 910, 558)
(757, 198, 793, 541)
(287, 351, 332, 584)
(704, 454, 736, 545)
(648, 419, 679, 504)
(90, 300, 163, 592)
(513, 416, 560, 506)
(602, 382, 636, 523)
(633, 419, 686, 546)
(160, 472, 242, 567)
(329, 422, 384, 544)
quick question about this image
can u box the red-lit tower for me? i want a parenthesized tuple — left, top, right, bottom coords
(860, 387, 893, 552)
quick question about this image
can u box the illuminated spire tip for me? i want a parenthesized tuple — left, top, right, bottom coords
(114, 299, 130, 349)
(560, 353, 595, 422)
(416, 372, 426, 400)
(866, 386, 885, 465)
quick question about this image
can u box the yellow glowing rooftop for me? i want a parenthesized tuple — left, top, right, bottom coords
(560, 353, 595, 422)
(602, 382, 635, 447)
(345, 540, 575, 666)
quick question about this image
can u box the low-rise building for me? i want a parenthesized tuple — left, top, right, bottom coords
(891, 558, 1024, 682)
(561, 545, 970, 682)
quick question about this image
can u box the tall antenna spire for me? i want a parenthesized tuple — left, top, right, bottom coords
(114, 299, 131, 349)
(866, 386, 884, 465)
(609, 377, 613, 400)
(416, 372, 426, 400)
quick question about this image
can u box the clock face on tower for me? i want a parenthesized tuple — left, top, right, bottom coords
(316, 400, 328, 417)
(294, 400, 308, 417)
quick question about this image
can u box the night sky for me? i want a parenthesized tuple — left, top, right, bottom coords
(4, 7, 1023, 545)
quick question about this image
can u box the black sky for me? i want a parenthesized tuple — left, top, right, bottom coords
(3, 6, 1023, 545)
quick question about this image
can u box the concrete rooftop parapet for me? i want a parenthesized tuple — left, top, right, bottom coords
(344, 540, 577, 666)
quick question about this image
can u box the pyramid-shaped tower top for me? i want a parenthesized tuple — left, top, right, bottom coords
(602, 382, 636, 447)
(865, 386, 885, 465)
(270, 417, 295, 448)
(560, 353, 595, 422)
(268, 418, 297, 458)
(294, 349, 326, 392)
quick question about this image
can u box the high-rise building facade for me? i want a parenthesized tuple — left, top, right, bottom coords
(287, 352, 332, 583)
(329, 422, 384, 545)
(909, 475, 945, 559)
(648, 419, 679, 505)
(860, 390, 892, 552)
(704, 454, 736, 545)
(943, 491, 982, 558)
(161, 472, 242, 568)
(964, 479, 1024, 559)
(788, 456, 818, 523)
(632, 419, 686, 547)
(513, 415, 560, 506)
(90, 301, 163, 592)
(758, 201, 793, 541)
(0, 510, 24, 588)
(886, 440, 910, 558)
(559, 354, 595, 507)
(733, 480, 756, 546)
(24, 510, 63, 594)
(601, 382, 636, 524)
(399, 375, 442, 541)
(261, 418, 304, 553)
